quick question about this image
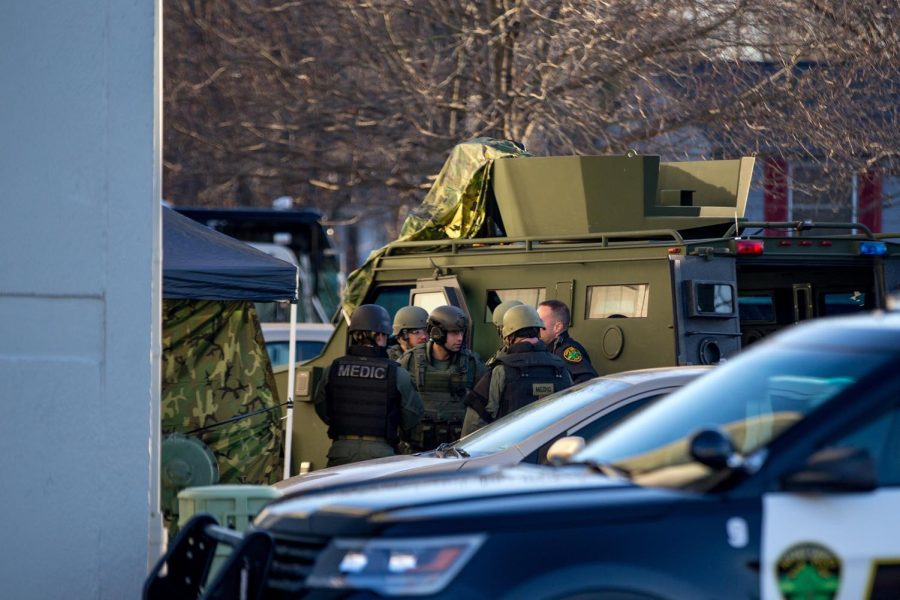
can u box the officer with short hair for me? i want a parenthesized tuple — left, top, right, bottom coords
(398, 305, 486, 451)
(387, 305, 429, 361)
(538, 299, 598, 384)
(486, 299, 524, 367)
(462, 304, 573, 436)
(314, 304, 424, 467)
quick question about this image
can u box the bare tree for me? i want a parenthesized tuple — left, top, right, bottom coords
(163, 0, 898, 221)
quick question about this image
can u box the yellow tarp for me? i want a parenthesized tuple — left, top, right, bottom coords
(342, 138, 530, 315)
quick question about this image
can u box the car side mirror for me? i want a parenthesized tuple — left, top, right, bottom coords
(689, 428, 742, 470)
(546, 436, 585, 465)
(781, 446, 877, 493)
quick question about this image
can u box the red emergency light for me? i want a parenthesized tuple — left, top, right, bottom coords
(735, 240, 765, 255)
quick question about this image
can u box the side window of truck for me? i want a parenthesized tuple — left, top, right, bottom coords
(484, 288, 547, 322)
(585, 284, 650, 319)
(368, 285, 414, 318)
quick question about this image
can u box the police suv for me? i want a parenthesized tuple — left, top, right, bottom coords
(148, 308, 900, 599)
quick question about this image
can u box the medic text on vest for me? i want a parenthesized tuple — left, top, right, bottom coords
(337, 364, 388, 379)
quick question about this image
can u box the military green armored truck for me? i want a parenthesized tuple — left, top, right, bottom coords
(275, 150, 900, 474)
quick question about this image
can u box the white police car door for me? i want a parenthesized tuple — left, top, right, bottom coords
(761, 402, 900, 599)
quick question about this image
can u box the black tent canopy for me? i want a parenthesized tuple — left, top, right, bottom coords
(161, 205, 301, 481)
(162, 206, 298, 301)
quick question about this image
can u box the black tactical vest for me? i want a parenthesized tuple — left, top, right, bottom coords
(496, 347, 569, 418)
(326, 346, 401, 443)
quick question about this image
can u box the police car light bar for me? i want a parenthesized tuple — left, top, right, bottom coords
(735, 240, 764, 255)
(858, 241, 887, 256)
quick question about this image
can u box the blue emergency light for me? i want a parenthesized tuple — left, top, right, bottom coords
(858, 241, 887, 256)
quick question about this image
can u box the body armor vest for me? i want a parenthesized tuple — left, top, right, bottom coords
(410, 343, 476, 422)
(386, 344, 404, 362)
(326, 346, 401, 443)
(496, 348, 569, 418)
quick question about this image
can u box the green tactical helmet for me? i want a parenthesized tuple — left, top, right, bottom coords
(502, 304, 545, 338)
(349, 304, 392, 335)
(492, 299, 525, 329)
(393, 305, 429, 336)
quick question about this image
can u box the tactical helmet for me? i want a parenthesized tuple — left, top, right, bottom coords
(392, 305, 429, 336)
(348, 304, 392, 335)
(427, 305, 468, 345)
(502, 304, 545, 338)
(492, 299, 525, 329)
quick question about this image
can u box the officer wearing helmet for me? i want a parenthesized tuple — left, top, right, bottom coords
(485, 299, 524, 367)
(387, 305, 429, 361)
(397, 305, 486, 451)
(314, 304, 424, 467)
(461, 304, 573, 436)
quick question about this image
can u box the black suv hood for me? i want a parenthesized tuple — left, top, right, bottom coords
(257, 465, 683, 537)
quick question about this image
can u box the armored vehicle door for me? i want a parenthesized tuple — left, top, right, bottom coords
(409, 276, 474, 348)
(671, 254, 741, 365)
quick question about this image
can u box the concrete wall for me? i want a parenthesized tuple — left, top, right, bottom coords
(0, 1, 161, 597)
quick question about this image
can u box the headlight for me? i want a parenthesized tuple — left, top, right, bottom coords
(306, 534, 486, 596)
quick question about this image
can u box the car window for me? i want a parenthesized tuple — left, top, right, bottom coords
(523, 394, 663, 465)
(826, 404, 900, 486)
(266, 340, 326, 367)
(454, 379, 631, 456)
(571, 394, 663, 442)
(577, 345, 897, 491)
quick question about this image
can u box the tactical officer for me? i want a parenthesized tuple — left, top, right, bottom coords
(485, 299, 524, 367)
(538, 299, 598, 384)
(314, 304, 424, 467)
(387, 305, 429, 361)
(398, 305, 486, 451)
(462, 305, 573, 436)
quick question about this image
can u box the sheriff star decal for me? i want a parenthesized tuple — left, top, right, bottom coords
(562, 346, 583, 363)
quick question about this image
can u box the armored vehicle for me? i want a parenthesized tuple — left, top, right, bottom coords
(276, 144, 900, 474)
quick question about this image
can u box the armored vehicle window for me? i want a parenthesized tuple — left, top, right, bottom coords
(585, 284, 649, 319)
(412, 290, 450, 314)
(484, 288, 547, 322)
(368, 285, 414, 318)
(738, 294, 776, 323)
(690, 282, 735, 316)
(821, 291, 868, 316)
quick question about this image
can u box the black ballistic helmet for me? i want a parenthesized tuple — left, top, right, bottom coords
(427, 305, 467, 345)
(348, 304, 392, 335)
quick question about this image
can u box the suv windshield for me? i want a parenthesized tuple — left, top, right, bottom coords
(576, 345, 895, 490)
(454, 379, 630, 456)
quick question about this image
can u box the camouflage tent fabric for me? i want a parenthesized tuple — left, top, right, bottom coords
(162, 299, 284, 488)
(341, 137, 530, 316)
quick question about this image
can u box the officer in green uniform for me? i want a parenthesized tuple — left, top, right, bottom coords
(538, 299, 598, 384)
(398, 305, 486, 451)
(462, 305, 573, 436)
(387, 305, 429, 362)
(314, 304, 424, 467)
(485, 299, 524, 367)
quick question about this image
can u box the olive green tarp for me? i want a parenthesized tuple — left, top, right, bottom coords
(162, 300, 284, 486)
(341, 138, 530, 315)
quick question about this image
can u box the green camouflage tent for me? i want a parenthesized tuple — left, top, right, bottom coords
(162, 300, 283, 485)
